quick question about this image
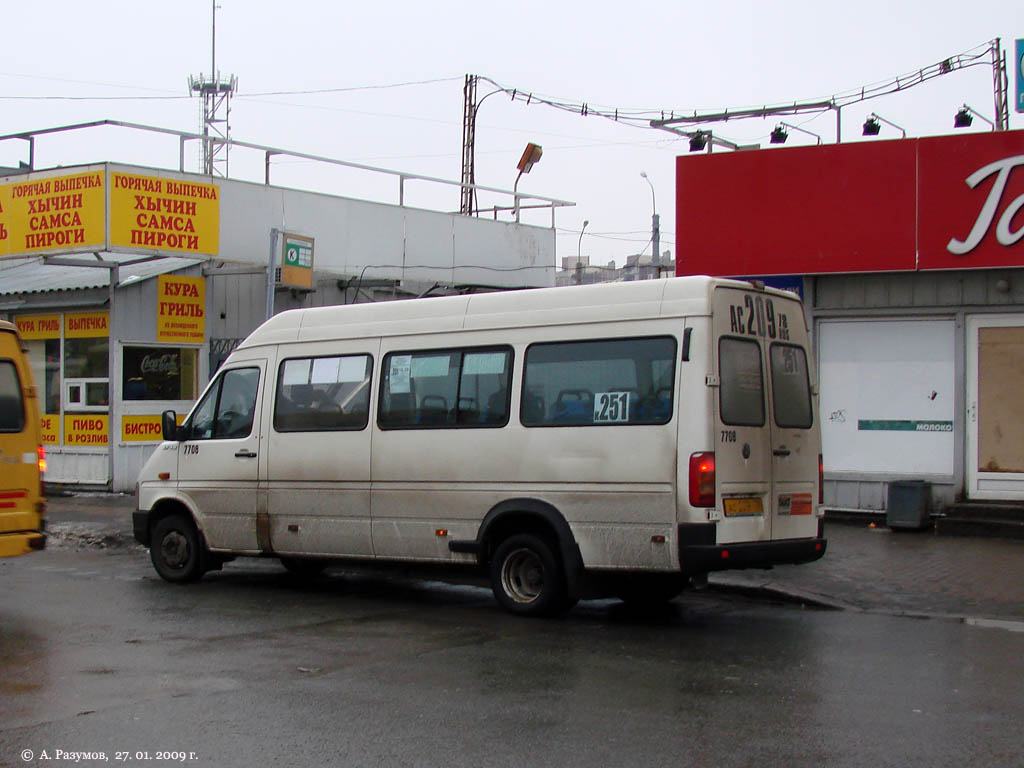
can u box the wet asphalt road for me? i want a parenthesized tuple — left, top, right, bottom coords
(2, 546, 1023, 768)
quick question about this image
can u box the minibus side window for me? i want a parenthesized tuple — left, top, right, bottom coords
(275, 354, 372, 432)
(770, 343, 813, 429)
(0, 361, 26, 432)
(378, 347, 512, 429)
(719, 337, 765, 427)
(521, 337, 676, 427)
(187, 367, 260, 440)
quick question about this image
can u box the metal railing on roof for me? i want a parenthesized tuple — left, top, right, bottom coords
(0, 120, 574, 227)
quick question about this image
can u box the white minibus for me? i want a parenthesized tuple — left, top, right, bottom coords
(134, 276, 826, 616)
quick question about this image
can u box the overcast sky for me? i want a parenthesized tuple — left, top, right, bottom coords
(1, 1, 1020, 270)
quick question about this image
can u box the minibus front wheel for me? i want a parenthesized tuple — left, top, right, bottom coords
(151, 513, 204, 583)
(490, 534, 570, 618)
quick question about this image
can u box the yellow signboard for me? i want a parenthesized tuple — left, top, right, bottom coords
(157, 275, 206, 343)
(121, 414, 164, 442)
(15, 314, 61, 340)
(64, 414, 108, 447)
(121, 413, 184, 443)
(40, 414, 60, 445)
(65, 311, 109, 339)
(0, 171, 106, 257)
(110, 172, 219, 256)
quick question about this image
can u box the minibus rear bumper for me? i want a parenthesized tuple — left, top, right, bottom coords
(678, 523, 826, 575)
(0, 531, 46, 557)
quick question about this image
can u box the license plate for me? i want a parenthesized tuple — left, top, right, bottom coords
(723, 497, 763, 517)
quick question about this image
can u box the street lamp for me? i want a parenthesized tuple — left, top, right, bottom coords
(577, 220, 589, 257)
(513, 142, 543, 222)
(574, 220, 589, 285)
(640, 171, 660, 270)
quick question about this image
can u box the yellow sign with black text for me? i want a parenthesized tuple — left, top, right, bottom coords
(157, 275, 206, 343)
(110, 173, 219, 256)
(0, 171, 106, 257)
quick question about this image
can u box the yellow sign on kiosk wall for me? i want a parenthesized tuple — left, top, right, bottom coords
(157, 275, 206, 343)
(0, 171, 106, 256)
(40, 414, 60, 445)
(64, 414, 108, 447)
(15, 314, 61, 340)
(110, 172, 219, 256)
(0, 167, 220, 261)
(65, 311, 109, 339)
(121, 413, 184, 443)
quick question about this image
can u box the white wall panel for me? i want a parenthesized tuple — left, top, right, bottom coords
(110, 165, 555, 288)
(819, 318, 955, 476)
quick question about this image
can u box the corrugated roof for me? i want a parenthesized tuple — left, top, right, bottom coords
(0, 255, 200, 295)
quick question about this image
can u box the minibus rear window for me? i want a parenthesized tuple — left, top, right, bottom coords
(719, 337, 765, 427)
(770, 343, 813, 429)
(521, 337, 675, 427)
(0, 360, 26, 432)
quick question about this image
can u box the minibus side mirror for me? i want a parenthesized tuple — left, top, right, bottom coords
(161, 410, 182, 441)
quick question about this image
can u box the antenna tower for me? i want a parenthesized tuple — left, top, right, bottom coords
(188, 0, 238, 177)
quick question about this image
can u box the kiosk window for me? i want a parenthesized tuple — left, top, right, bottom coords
(122, 346, 198, 401)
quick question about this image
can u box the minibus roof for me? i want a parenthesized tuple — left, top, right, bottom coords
(237, 275, 801, 349)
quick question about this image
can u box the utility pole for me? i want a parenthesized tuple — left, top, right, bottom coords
(460, 75, 478, 214)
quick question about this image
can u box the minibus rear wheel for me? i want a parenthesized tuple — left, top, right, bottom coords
(490, 533, 569, 618)
(151, 513, 204, 583)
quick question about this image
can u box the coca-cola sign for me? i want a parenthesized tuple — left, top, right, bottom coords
(675, 129, 1024, 277)
(140, 353, 179, 376)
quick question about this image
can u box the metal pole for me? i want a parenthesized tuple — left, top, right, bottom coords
(652, 213, 661, 276)
(641, 172, 659, 269)
(107, 263, 118, 491)
(266, 228, 279, 320)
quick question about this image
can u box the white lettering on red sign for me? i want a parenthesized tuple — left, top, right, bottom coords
(947, 155, 1024, 255)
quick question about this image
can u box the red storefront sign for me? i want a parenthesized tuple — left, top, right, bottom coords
(676, 130, 1024, 276)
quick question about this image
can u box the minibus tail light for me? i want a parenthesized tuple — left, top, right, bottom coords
(38, 445, 46, 499)
(818, 453, 824, 505)
(689, 452, 716, 508)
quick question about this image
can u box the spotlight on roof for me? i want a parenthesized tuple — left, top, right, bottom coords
(862, 116, 881, 136)
(688, 131, 708, 152)
(954, 107, 974, 128)
(769, 125, 788, 144)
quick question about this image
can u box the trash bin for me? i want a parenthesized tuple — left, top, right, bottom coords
(886, 481, 932, 530)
